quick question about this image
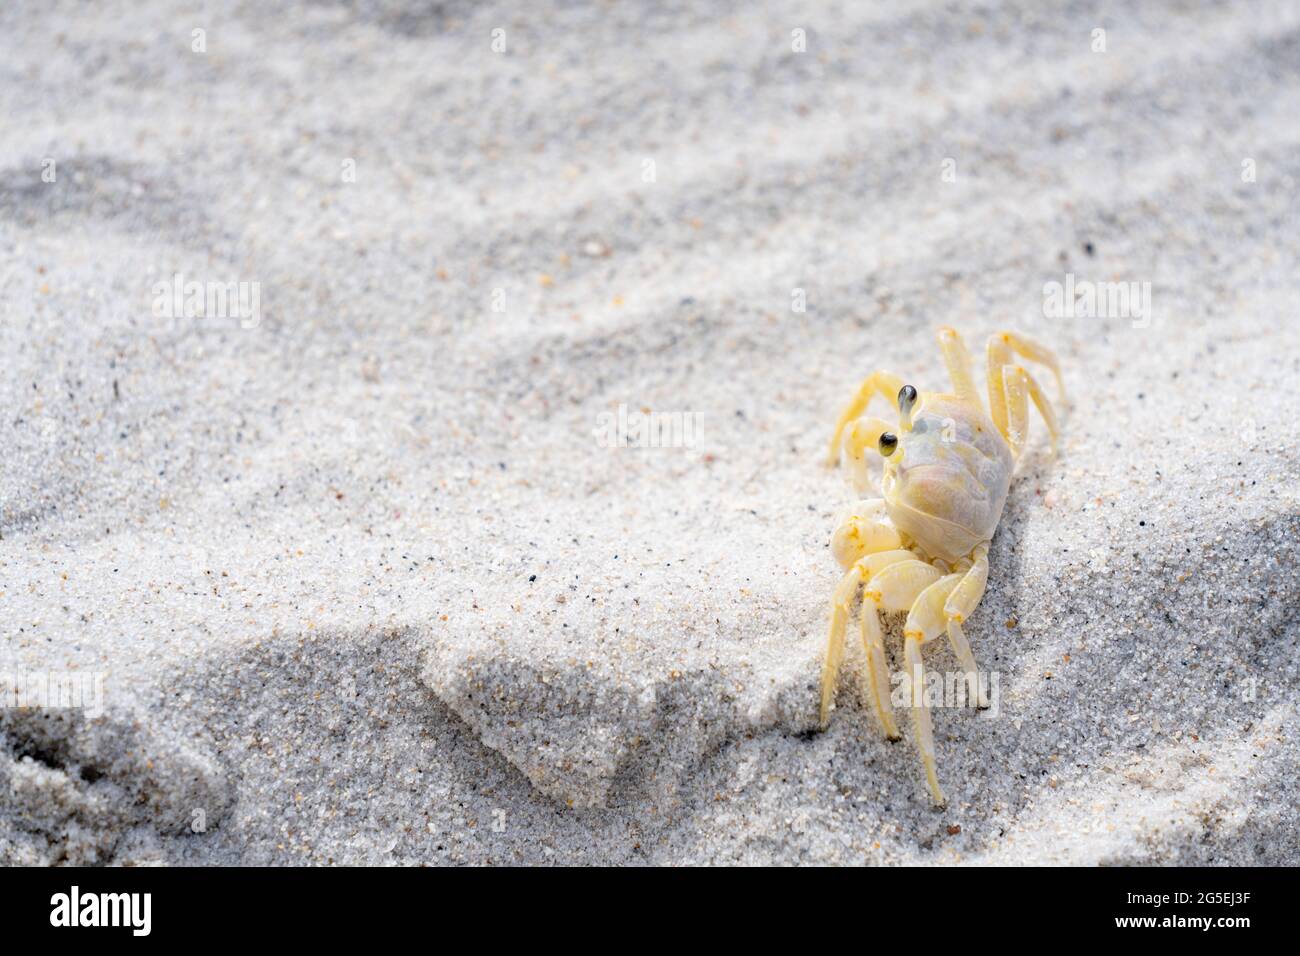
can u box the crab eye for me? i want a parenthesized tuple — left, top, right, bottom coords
(898, 385, 917, 431)
(878, 432, 898, 457)
(898, 384, 917, 413)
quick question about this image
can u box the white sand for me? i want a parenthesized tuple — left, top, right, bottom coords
(1, 0, 1297, 864)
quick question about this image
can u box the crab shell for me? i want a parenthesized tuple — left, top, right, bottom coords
(880, 393, 1014, 564)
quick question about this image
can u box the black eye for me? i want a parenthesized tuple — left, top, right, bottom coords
(898, 384, 917, 412)
(878, 432, 898, 457)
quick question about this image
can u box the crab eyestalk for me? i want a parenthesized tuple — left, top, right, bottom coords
(877, 432, 898, 458)
(898, 384, 918, 431)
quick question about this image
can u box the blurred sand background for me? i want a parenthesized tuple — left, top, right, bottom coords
(1, 0, 1297, 864)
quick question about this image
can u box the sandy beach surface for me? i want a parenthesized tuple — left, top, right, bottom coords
(1, 0, 1297, 864)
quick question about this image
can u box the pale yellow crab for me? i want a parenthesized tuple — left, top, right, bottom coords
(819, 327, 1065, 806)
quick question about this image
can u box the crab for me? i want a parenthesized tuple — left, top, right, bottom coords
(818, 327, 1065, 806)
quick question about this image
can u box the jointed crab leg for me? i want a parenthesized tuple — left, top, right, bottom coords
(829, 498, 901, 567)
(993, 329, 1066, 399)
(987, 331, 1064, 453)
(858, 559, 942, 736)
(823, 542, 994, 804)
(903, 573, 966, 806)
(820, 561, 865, 728)
(937, 326, 982, 408)
(943, 543, 990, 684)
(826, 370, 904, 465)
(838, 416, 894, 494)
(856, 550, 923, 738)
(858, 595, 896, 739)
(820, 548, 930, 731)
(1002, 365, 1061, 458)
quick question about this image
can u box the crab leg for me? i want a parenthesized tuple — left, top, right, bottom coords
(819, 562, 865, 729)
(987, 331, 1065, 448)
(852, 558, 943, 739)
(1001, 362, 1029, 457)
(944, 544, 990, 695)
(1002, 365, 1061, 458)
(837, 416, 893, 495)
(827, 370, 905, 466)
(986, 335, 1014, 439)
(830, 498, 902, 569)
(856, 550, 922, 739)
(903, 573, 965, 806)
(820, 549, 928, 730)
(936, 327, 982, 409)
(991, 329, 1066, 401)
